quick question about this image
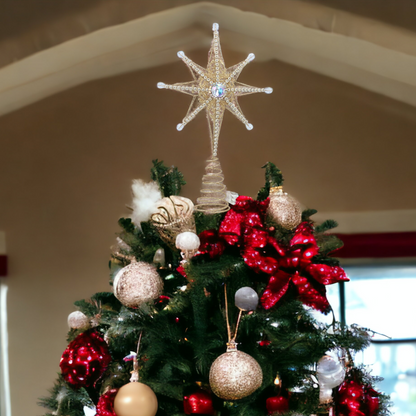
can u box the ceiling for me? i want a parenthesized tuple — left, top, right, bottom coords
(1, 0, 416, 69)
(1, 0, 416, 117)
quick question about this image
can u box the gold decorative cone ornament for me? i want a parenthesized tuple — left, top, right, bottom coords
(150, 196, 196, 246)
(158, 23, 272, 213)
(196, 156, 228, 213)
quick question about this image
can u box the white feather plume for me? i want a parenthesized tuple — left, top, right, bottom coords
(131, 180, 162, 229)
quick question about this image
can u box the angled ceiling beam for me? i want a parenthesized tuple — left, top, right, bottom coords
(0, 1, 416, 116)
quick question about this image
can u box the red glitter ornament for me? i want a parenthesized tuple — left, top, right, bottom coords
(266, 395, 289, 414)
(60, 330, 111, 388)
(157, 295, 170, 304)
(198, 230, 226, 259)
(335, 379, 380, 416)
(184, 389, 215, 415)
(96, 388, 118, 416)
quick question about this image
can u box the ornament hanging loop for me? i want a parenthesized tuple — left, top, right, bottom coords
(129, 332, 143, 383)
(223, 285, 245, 349)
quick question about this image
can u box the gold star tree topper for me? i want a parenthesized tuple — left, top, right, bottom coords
(157, 23, 272, 158)
(157, 23, 272, 213)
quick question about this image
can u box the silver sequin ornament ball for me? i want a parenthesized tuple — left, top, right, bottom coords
(113, 261, 163, 308)
(267, 186, 302, 230)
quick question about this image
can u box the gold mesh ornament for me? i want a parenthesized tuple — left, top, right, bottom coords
(157, 23, 272, 214)
(150, 196, 196, 246)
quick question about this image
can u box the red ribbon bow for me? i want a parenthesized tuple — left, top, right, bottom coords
(219, 197, 349, 313)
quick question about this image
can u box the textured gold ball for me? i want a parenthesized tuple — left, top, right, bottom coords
(209, 350, 263, 400)
(113, 262, 163, 308)
(114, 382, 158, 416)
(268, 188, 302, 230)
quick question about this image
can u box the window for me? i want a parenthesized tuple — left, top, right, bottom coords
(0, 279, 10, 416)
(328, 264, 416, 416)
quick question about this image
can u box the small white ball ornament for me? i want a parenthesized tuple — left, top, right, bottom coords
(176, 231, 200, 260)
(235, 287, 259, 311)
(67, 311, 90, 329)
(114, 381, 158, 416)
(113, 261, 163, 308)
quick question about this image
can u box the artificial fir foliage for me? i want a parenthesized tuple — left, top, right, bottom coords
(40, 161, 391, 416)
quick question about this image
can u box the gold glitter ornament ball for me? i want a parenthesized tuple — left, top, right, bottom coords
(114, 382, 158, 416)
(267, 186, 302, 230)
(209, 350, 263, 400)
(113, 261, 163, 308)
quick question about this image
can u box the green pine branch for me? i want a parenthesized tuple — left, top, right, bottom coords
(151, 159, 186, 197)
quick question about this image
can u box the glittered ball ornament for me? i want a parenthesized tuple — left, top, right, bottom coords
(235, 287, 259, 311)
(114, 382, 158, 416)
(266, 395, 290, 415)
(113, 261, 163, 308)
(67, 311, 90, 329)
(60, 330, 111, 388)
(267, 186, 302, 230)
(184, 389, 215, 415)
(209, 350, 263, 400)
(96, 388, 118, 416)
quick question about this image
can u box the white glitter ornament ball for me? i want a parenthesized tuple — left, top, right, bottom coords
(176, 232, 200, 251)
(317, 355, 345, 388)
(67, 311, 90, 329)
(113, 262, 163, 308)
(235, 287, 259, 311)
(317, 355, 345, 403)
(267, 187, 302, 230)
(209, 350, 263, 400)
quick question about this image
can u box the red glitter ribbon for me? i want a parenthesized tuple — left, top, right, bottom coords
(220, 197, 349, 312)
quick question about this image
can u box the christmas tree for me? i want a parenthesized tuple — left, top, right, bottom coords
(40, 24, 391, 416)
